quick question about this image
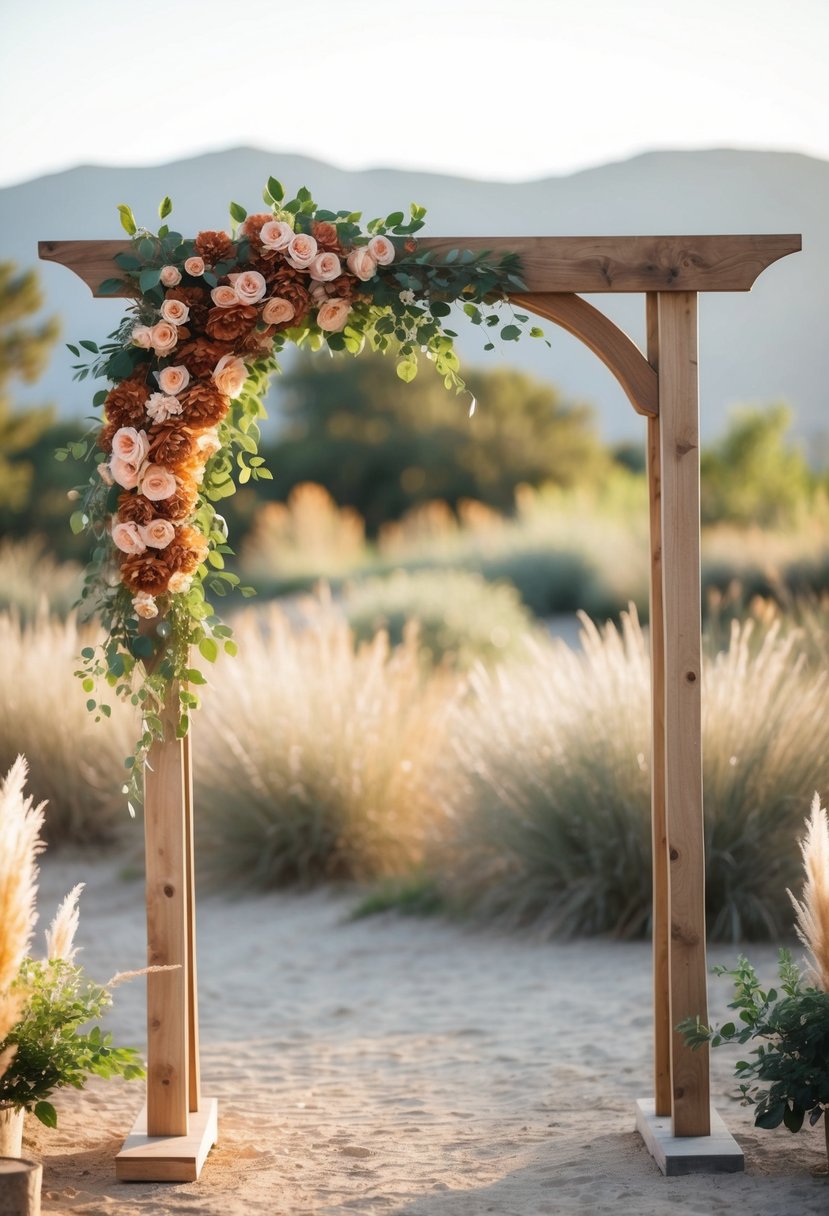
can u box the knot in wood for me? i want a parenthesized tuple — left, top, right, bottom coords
(163, 884, 175, 897)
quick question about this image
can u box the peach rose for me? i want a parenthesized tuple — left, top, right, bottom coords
(167, 571, 193, 594)
(184, 256, 205, 276)
(160, 298, 190, 326)
(157, 365, 190, 396)
(139, 518, 176, 549)
(210, 284, 239, 308)
(261, 297, 295, 325)
(229, 270, 267, 306)
(286, 232, 318, 269)
(109, 455, 142, 490)
(132, 591, 159, 619)
(259, 220, 294, 251)
(346, 248, 377, 281)
(141, 464, 178, 501)
(132, 324, 153, 349)
(212, 354, 248, 398)
(368, 235, 395, 265)
(316, 298, 351, 333)
(194, 429, 221, 461)
(111, 426, 150, 466)
(151, 321, 178, 356)
(160, 265, 182, 287)
(112, 520, 147, 555)
(308, 251, 342, 282)
(146, 392, 183, 424)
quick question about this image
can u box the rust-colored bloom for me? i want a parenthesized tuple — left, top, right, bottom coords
(179, 382, 230, 429)
(97, 420, 118, 453)
(205, 303, 259, 343)
(177, 337, 235, 380)
(152, 474, 200, 522)
(165, 285, 212, 332)
(194, 230, 236, 267)
(327, 273, 357, 302)
(312, 221, 342, 254)
(238, 324, 277, 354)
(103, 373, 150, 430)
(239, 212, 274, 254)
(164, 525, 209, 575)
(266, 266, 311, 325)
(117, 492, 156, 526)
(121, 552, 171, 597)
(148, 421, 197, 470)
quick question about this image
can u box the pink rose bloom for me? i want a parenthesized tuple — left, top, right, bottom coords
(132, 324, 153, 349)
(151, 321, 178, 356)
(261, 297, 295, 326)
(210, 284, 239, 308)
(160, 265, 182, 287)
(317, 298, 351, 333)
(229, 270, 267, 306)
(146, 392, 183, 424)
(167, 571, 193, 594)
(132, 591, 159, 619)
(309, 252, 342, 282)
(112, 520, 147, 555)
(259, 220, 294, 251)
(212, 354, 248, 398)
(160, 298, 190, 326)
(109, 455, 142, 490)
(184, 256, 205, 276)
(194, 429, 221, 461)
(141, 464, 178, 501)
(368, 235, 395, 265)
(139, 518, 176, 549)
(157, 365, 190, 396)
(111, 426, 150, 466)
(286, 232, 318, 269)
(346, 248, 377, 281)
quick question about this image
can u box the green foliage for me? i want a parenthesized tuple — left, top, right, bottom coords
(0, 957, 144, 1122)
(681, 951, 829, 1136)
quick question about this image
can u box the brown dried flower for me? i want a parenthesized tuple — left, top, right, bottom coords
(117, 492, 156, 526)
(312, 221, 342, 253)
(148, 421, 197, 470)
(165, 285, 212, 332)
(121, 552, 171, 596)
(164, 525, 209, 575)
(179, 382, 230, 429)
(103, 373, 150, 430)
(151, 475, 200, 522)
(194, 230, 235, 267)
(205, 303, 260, 343)
(177, 337, 235, 380)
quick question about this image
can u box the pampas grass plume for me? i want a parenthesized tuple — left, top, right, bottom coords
(788, 793, 829, 990)
(0, 755, 45, 992)
(46, 883, 85, 963)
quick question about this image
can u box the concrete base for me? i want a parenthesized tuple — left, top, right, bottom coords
(635, 1098, 744, 1176)
(115, 1098, 218, 1182)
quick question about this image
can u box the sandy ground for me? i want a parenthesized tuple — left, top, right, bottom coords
(18, 853, 829, 1216)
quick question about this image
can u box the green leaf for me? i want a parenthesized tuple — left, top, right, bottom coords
(80, 339, 99, 353)
(396, 360, 418, 384)
(501, 325, 521, 342)
(199, 637, 219, 663)
(117, 204, 137, 236)
(267, 176, 285, 203)
(81, 646, 95, 660)
(719, 1022, 736, 1037)
(229, 201, 247, 224)
(756, 1102, 786, 1129)
(530, 326, 545, 338)
(98, 277, 125, 296)
(224, 640, 238, 656)
(386, 211, 405, 227)
(66, 343, 80, 356)
(139, 267, 162, 294)
(782, 1104, 804, 1133)
(69, 510, 87, 535)
(159, 195, 173, 219)
(35, 1101, 58, 1128)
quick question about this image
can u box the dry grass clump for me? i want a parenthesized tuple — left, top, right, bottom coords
(0, 612, 136, 845)
(0, 537, 82, 620)
(240, 482, 366, 583)
(788, 795, 829, 991)
(428, 608, 829, 939)
(195, 603, 462, 886)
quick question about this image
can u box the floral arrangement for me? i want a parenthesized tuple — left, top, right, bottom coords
(62, 180, 542, 806)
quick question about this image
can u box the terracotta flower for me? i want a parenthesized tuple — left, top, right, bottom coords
(312, 221, 342, 253)
(165, 285, 212, 331)
(179, 382, 230, 429)
(151, 474, 199, 522)
(121, 552, 171, 597)
(103, 374, 150, 430)
(205, 303, 259, 343)
(177, 338, 235, 380)
(194, 229, 236, 267)
(149, 421, 197, 469)
(117, 492, 156, 526)
(164, 525, 209, 575)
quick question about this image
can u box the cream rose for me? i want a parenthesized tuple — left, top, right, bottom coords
(139, 518, 176, 549)
(229, 270, 267, 306)
(111, 426, 150, 466)
(112, 521, 147, 555)
(160, 265, 182, 287)
(308, 252, 342, 282)
(146, 392, 183, 424)
(151, 321, 178, 356)
(132, 591, 159, 619)
(160, 298, 190, 326)
(167, 571, 193, 594)
(109, 456, 142, 490)
(132, 324, 153, 349)
(259, 220, 294, 251)
(210, 284, 238, 308)
(184, 256, 205, 276)
(194, 429, 222, 461)
(212, 354, 248, 398)
(261, 297, 295, 326)
(368, 235, 395, 265)
(316, 298, 351, 333)
(157, 365, 190, 396)
(286, 232, 318, 269)
(141, 464, 178, 501)
(346, 248, 377, 281)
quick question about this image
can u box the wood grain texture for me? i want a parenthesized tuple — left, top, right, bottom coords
(38, 233, 801, 296)
(646, 293, 672, 1118)
(115, 1098, 217, 1183)
(183, 726, 201, 1114)
(511, 291, 657, 416)
(657, 291, 710, 1137)
(0, 1158, 42, 1216)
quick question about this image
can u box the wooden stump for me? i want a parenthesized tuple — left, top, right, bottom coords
(0, 1158, 42, 1216)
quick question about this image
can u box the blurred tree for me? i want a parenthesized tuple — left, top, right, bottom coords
(700, 404, 815, 527)
(268, 352, 609, 532)
(0, 263, 59, 517)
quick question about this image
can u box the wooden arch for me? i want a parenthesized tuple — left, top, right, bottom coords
(41, 232, 801, 1180)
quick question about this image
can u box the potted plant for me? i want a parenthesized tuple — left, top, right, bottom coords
(0, 756, 144, 1159)
(681, 794, 829, 1168)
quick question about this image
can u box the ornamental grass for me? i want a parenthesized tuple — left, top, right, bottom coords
(0, 538, 82, 620)
(194, 602, 462, 886)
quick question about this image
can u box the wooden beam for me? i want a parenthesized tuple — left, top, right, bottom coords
(116, 1098, 218, 1183)
(38, 233, 801, 297)
(646, 293, 671, 1117)
(657, 291, 710, 1137)
(511, 291, 657, 416)
(183, 727, 201, 1114)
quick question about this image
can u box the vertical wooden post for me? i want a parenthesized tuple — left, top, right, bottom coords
(144, 688, 189, 1137)
(657, 291, 710, 1136)
(646, 294, 672, 1118)
(183, 728, 201, 1114)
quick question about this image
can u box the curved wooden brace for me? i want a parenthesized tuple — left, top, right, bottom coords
(510, 291, 658, 418)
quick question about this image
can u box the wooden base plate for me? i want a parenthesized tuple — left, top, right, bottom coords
(115, 1098, 218, 1182)
(635, 1098, 744, 1175)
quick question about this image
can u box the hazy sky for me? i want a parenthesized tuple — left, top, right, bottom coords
(1, 0, 827, 185)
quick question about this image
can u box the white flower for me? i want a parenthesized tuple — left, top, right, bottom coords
(146, 392, 184, 424)
(399, 289, 416, 305)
